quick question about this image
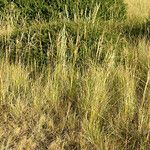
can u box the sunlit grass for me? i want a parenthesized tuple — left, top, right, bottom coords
(124, 0, 150, 22)
(0, 1, 149, 150)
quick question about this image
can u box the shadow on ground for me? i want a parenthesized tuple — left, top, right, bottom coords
(122, 20, 150, 44)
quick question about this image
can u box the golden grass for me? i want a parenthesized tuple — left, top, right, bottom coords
(0, 2, 149, 149)
(124, 0, 150, 21)
(0, 39, 150, 149)
(0, 23, 14, 37)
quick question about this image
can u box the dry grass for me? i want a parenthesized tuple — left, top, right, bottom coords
(124, 0, 150, 22)
(0, 1, 149, 150)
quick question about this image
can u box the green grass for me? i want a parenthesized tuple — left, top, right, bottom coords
(0, 1, 149, 150)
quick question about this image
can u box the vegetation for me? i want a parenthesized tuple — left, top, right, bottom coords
(0, 0, 149, 149)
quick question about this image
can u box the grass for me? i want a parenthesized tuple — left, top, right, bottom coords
(124, 0, 150, 22)
(0, 0, 149, 149)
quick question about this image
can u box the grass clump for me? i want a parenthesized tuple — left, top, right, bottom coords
(0, 1, 149, 150)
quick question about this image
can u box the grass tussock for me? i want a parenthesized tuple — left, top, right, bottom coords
(0, 1, 149, 150)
